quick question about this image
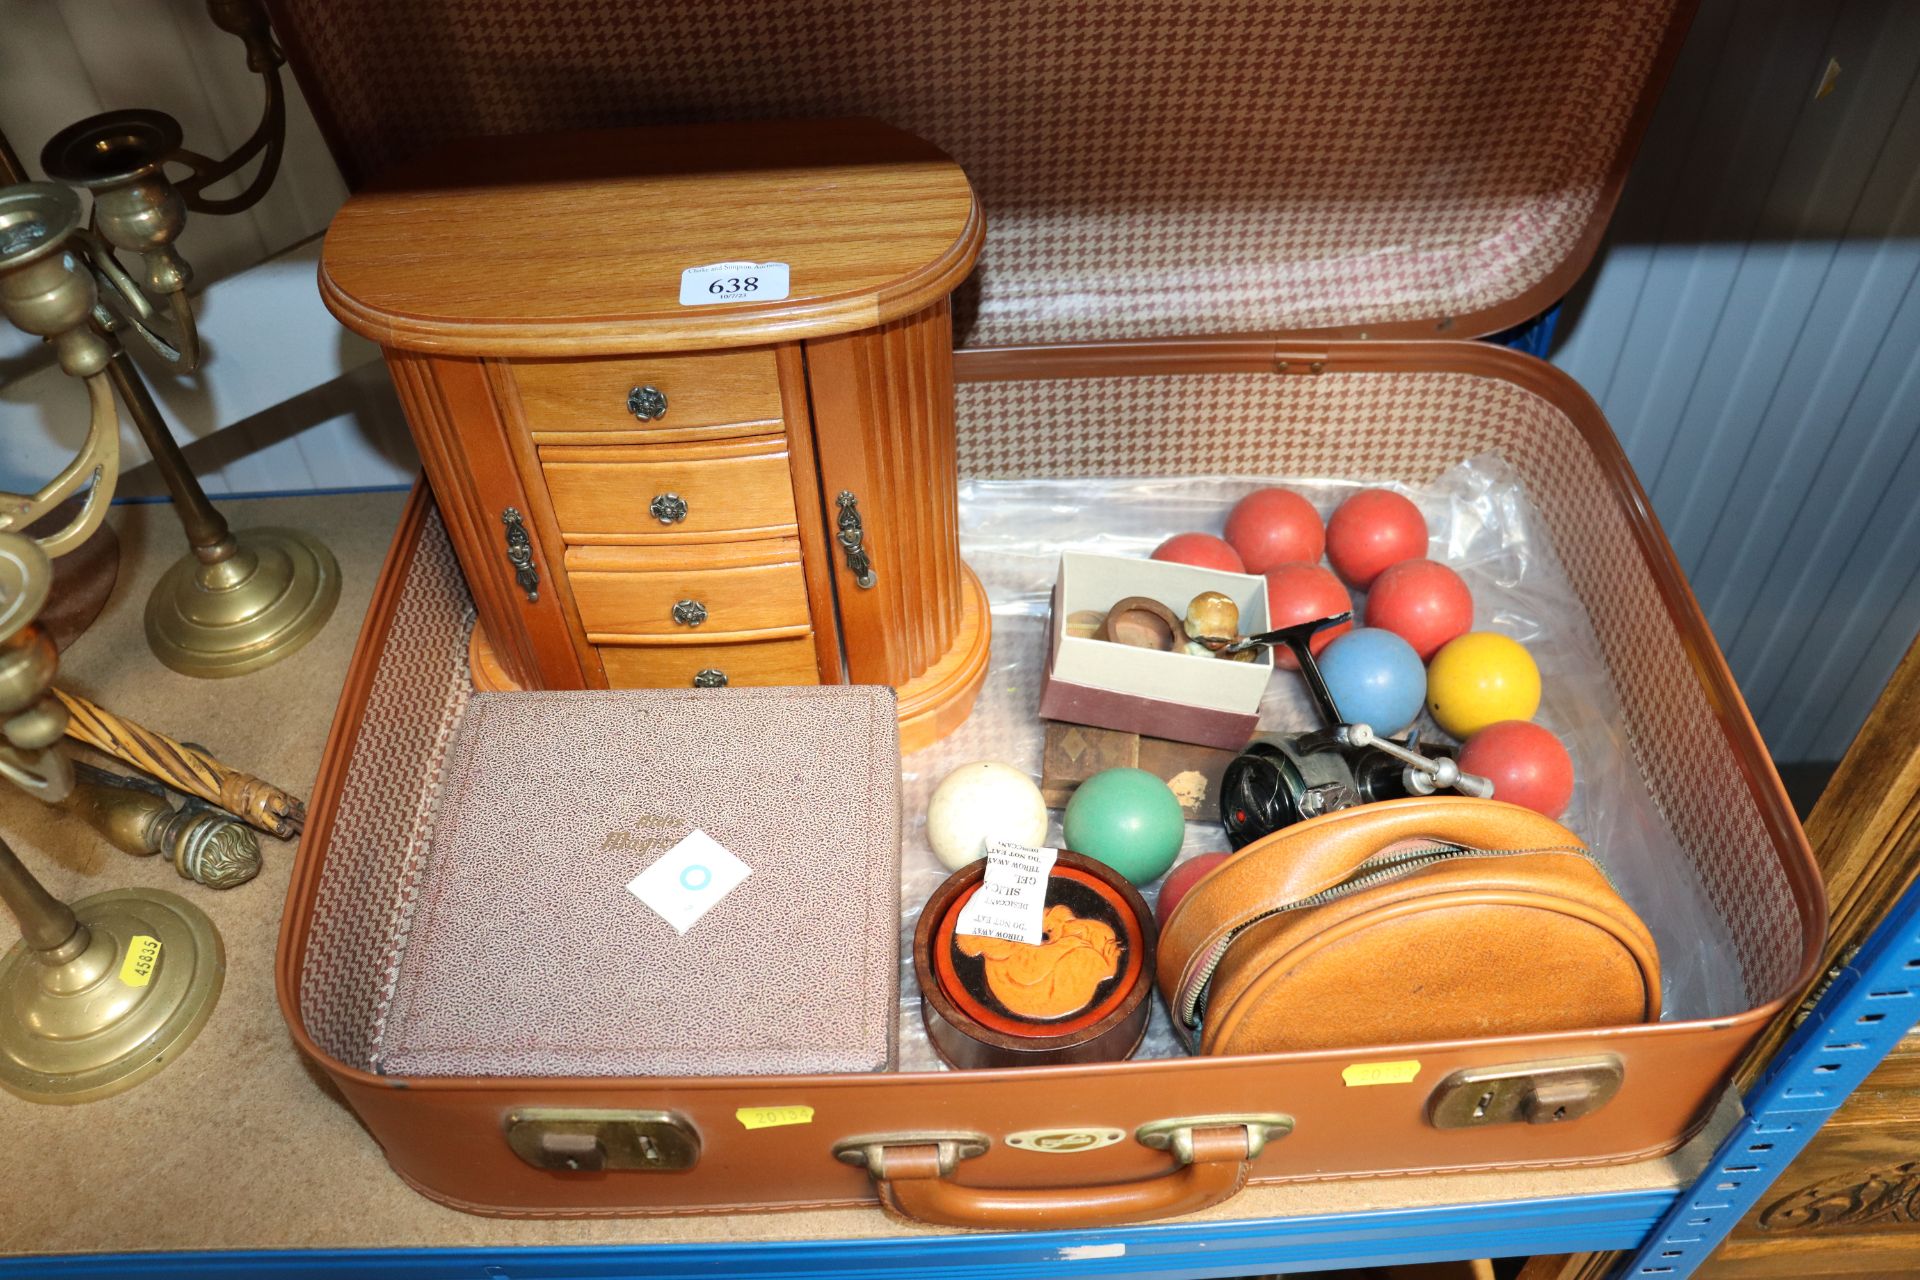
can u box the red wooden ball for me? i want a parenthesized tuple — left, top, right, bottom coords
(1157, 851, 1231, 926)
(1327, 489, 1428, 589)
(1364, 558, 1473, 661)
(1225, 488, 1325, 574)
(1263, 561, 1352, 670)
(1459, 720, 1575, 819)
(1151, 532, 1246, 574)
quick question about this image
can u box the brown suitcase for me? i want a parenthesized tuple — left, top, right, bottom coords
(271, 0, 1825, 1228)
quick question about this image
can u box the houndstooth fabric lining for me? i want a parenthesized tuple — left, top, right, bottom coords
(954, 371, 1800, 1004)
(298, 374, 1800, 1067)
(272, 0, 1676, 344)
(299, 511, 475, 1065)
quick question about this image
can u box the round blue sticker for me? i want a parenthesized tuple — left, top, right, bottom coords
(679, 863, 712, 891)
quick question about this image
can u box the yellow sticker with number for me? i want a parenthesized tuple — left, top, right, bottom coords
(119, 935, 162, 988)
(1342, 1059, 1421, 1087)
(735, 1105, 814, 1131)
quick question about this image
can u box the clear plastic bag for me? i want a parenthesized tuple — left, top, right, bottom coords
(895, 455, 1744, 1071)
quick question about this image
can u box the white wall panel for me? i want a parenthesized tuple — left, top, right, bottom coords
(1554, 0, 1920, 762)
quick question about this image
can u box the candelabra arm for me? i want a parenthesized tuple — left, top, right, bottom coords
(0, 374, 121, 556)
(79, 229, 201, 370)
(173, 65, 285, 217)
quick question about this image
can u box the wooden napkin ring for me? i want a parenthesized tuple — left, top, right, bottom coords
(1100, 597, 1185, 651)
(915, 850, 1156, 1069)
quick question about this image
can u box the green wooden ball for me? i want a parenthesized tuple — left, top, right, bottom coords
(1062, 767, 1186, 885)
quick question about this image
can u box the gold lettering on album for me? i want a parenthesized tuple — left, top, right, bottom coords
(600, 815, 684, 854)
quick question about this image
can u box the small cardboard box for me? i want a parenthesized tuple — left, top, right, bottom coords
(1038, 552, 1272, 750)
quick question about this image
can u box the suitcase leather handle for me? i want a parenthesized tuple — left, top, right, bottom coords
(847, 1123, 1260, 1229)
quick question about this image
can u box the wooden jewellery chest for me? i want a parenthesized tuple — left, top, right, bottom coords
(275, 0, 1828, 1228)
(318, 120, 990, 751)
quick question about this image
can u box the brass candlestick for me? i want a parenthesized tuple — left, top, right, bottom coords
(22, 0, 339, 678)
(0, 534, 224, 1104)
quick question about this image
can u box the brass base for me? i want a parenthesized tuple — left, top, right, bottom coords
(0, 888, 224, 1104)
(145, 526, 340, 678)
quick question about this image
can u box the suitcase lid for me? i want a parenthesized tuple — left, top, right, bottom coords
(277, 0, 1694, 346)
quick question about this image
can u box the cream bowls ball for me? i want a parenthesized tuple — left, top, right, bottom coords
(926, 761, 1051, 870)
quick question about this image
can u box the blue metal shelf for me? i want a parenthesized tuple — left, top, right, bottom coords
(1, 1188, 1677, 1279)
(1616, 875, 1920, 1278)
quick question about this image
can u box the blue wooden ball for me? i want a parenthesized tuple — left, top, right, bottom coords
(1318, 627, 1427, 734)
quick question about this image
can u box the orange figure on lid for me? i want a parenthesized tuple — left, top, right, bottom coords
(958, 904, 1121, 1020)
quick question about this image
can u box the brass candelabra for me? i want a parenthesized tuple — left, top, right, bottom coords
(0, 192, 222, 1102)
(0, 535, 225, 1103)
(5, 0, 338, 677)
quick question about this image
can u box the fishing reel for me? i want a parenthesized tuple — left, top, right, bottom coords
(1219, 614, 1492, 849)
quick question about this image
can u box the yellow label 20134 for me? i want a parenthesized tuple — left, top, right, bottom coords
(1342, 1059, 1421, 1087)
(735, 1105, 814, 1131)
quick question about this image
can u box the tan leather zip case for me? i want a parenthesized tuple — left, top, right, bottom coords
(270, 0, 1825, 1229)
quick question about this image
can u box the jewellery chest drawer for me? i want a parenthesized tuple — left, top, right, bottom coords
(541, 437, 798, 541)
(509, 347, 784, 439)
(566, 542, 810, 639)
(600, 634, 821, 688)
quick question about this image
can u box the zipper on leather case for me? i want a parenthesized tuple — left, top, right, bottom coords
(1175, 842, 1592, 1047)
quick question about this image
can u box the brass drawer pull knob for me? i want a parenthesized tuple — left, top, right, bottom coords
(627, 385, 668, 421)
(501, 507, 538, 602)
(650, 492, 688, 524)
(672, 599, 708, 627)
(835, 490, 877, 589)
(693, 669, 728, 688)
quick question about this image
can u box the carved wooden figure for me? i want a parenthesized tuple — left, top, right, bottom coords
(320, 119, 990, 750)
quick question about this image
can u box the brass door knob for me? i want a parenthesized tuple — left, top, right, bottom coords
(650, 493, 688, 524)
(693, 669, 728, 688)
(627, 385, 668, 421)
(672, 600, 708, 627)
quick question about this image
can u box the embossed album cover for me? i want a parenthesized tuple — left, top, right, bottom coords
(376, 686, 901, 1077)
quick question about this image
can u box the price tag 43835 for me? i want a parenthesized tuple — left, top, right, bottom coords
(678, 261, 791, 306)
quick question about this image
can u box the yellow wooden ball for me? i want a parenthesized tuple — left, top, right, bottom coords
(1425, 632, 1541, 739)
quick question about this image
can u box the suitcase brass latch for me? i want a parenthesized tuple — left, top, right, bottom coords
(1426, 1056, 1624, 1129)
(504, 1108, 701, 1172)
